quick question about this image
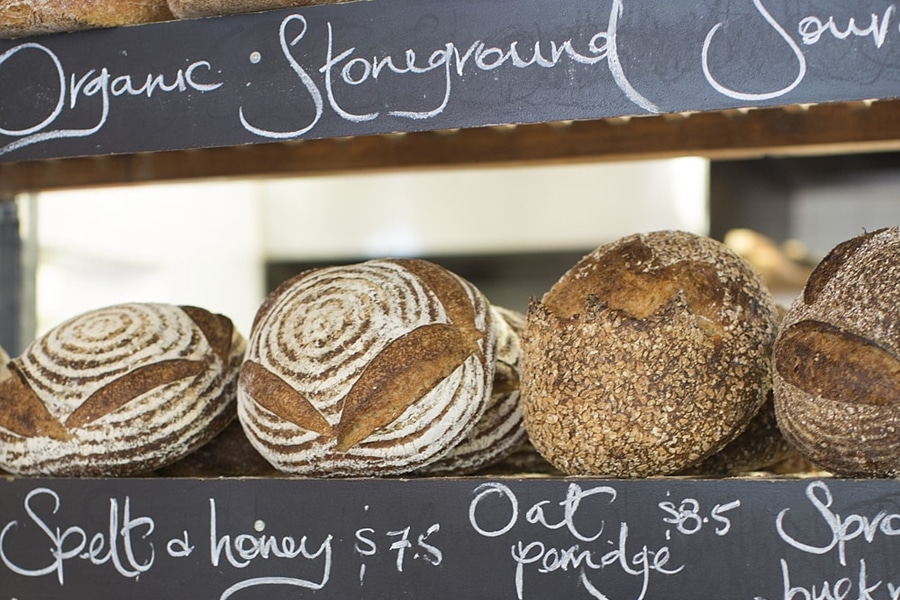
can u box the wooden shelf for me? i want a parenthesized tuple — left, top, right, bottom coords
(2, 0, 900, 596)
(3, 99, 899, 195)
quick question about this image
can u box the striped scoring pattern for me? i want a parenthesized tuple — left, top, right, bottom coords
(418, 305, 528, 475)
(0, 303, 245, 476)
(238, 259, 497, 476)
(773, 227, 900, 477)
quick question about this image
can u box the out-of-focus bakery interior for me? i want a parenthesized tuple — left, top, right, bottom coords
(3, 150, 900, 355)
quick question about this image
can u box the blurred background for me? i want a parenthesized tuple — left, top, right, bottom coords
(3, 150, 900, 355)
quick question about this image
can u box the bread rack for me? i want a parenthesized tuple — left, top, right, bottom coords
(1, 1, 900, 598)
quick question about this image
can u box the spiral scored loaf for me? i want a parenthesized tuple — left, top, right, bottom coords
(238, 258, 497, 476)
(774, 227, 900, 477)
(0, 0, 173, 38)
(521, 230, 780, 478)
(0, 302, 245, 476)
(417, 305, 528, 475)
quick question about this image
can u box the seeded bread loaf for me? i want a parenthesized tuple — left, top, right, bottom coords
(678, 394, 797, 476)
(521, 230, 779, 478)
(238, 258, 496, 477)
(0, 302, 245, 476)
(0, 0, 173, 38)
(680, 305, 795, 476)
(774, 227, 900, 477)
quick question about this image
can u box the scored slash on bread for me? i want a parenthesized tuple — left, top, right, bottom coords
(0, 364, 71, 440)
(333, 323, 477, 451)
(240, 360, 332, 437)
(775, 320, 900, 407)
(0, 303, 246, 477)
(64, 358, 204, 429)
(237, 258, 497, 477)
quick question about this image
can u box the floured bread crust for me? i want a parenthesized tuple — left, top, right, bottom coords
(0, 0, 173, 38)
(521, 230, 779, 478)
(238, 258, 496, 477)
(418, 305, 527, 475)
(0, 302, 245, 476)
(774, 227, 900, 477)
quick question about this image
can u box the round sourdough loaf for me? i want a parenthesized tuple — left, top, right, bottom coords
(238, 258, 497, 476)
(0, 0, 173, 38)
(521, 230, 779, 478)
(774, 227, 900, 477)
(0, 303, 245, 476)
(418, 305, 527, 475)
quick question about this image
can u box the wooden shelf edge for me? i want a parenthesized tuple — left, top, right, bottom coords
(2, 100, 899, 195)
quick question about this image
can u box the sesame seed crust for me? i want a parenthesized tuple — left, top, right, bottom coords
(521, 230, 779, 478)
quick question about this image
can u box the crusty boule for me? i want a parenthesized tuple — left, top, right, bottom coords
(521, 230, 780, 478)
(0, 302, 245, 476)
(237, 258, 496, 477)
(774, 227, 900, 477)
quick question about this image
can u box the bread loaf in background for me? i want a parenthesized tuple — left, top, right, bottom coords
(238, 258, 497, 477)
(677, 394, 799, 476)
(521, 230, 780, 478)
(155, 419, 279, 477)
(0, 0, 173, 38)
(0, 302, 245, 476)
(774, 227, 900, 477)
(167, 0, 347, 19)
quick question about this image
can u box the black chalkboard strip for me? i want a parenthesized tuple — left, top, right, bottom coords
(0, 0, 898, 162)
(2, 477, 900, 599)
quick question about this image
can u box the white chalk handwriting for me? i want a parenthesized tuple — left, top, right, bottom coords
(0, 1, 893, 157)
(467, 482, 727, 600)
(701, 0, 898, 101)
(776, 480, 900, 567)
(0, 487, 155, 585)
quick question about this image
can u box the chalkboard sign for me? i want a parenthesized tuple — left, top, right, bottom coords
(0, 0, 898, 161)
(2, 477, 900, 599)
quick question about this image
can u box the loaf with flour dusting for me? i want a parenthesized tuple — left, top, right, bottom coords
(238, 258, 497, 477)
(0, 302, 245, 476)
(774, 227, 900, 477)
(418, 305, 527, 475)
(0, 0, 173, 38)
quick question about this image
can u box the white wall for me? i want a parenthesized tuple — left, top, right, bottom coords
(35, 181, 265, 338)
(32, 158, 709, 339)
(263, 158, 709, 259)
